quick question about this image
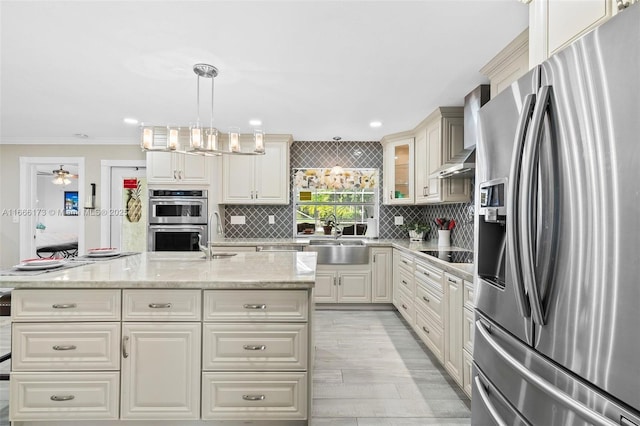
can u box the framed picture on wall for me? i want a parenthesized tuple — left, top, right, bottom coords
(64, 191, 79, 216)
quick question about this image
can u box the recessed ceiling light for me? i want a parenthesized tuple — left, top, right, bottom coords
(249, 119, 262, 126)
(73, 133, 89, 139)
(369, 121, 382, 128)
(123, 117, 139, 125)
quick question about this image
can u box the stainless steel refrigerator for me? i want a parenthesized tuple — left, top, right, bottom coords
(472, 5, 640, 425)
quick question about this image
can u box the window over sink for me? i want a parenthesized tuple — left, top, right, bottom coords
(293, 168, 379, 237)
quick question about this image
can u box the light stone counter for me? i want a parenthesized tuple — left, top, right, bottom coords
(210, 238, 474, 281)
(1, 251, 317, 289)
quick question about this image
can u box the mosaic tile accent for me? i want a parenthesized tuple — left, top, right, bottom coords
(224, 140, 475, 250)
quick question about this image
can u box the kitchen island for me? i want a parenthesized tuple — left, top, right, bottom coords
(3, 251, 317, 426)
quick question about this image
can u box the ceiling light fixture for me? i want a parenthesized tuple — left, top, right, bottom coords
(52, 165, 72, 186)
(249, 119, 262, 126)
(123, 118, 139, 125)
(330, 136, 344, 176)
(140, 64, 265, 156)
(369, 121, 382, 128)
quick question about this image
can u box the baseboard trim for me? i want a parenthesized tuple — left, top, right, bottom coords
(314, 303, 395, 311)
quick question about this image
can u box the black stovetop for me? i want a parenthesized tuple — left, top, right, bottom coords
(420, 250, 474, 264)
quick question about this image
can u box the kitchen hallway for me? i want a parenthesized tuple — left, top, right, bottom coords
(312, 310, 471, 425)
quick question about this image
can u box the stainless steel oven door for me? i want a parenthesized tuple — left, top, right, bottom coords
(148, 225, 207, 251)
(149, 198, 208, 224)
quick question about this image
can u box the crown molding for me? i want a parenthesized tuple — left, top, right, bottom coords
(0, 136, 138, 145)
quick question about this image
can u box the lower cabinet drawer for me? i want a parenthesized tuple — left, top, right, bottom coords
(12, 322, 120, 371)
(463, 349, 473, 399)
(415, 284, 443, 326)
(201, 372, 307, 420)
(11, 289, 121, 322)
(396, 286, 415, 326)
(203, 323, 308, 370)
(203, 290, 308, 322)
(415, 308, 444, 362)
(123, 289, 201, 321)
(10, 372, 119, 421)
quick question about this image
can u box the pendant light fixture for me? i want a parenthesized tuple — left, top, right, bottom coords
(330, 136, 344, 175)
(140, 64, 265, 156)
(52, 165, 72, 185)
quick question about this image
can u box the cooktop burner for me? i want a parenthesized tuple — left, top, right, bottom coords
(420, 250, 474, 264)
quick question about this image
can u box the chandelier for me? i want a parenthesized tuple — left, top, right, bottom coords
(140, 64, 265, 156)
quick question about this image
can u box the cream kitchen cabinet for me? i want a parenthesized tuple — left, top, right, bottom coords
(529, 0, 625, 67)
(444, 272, 464, 387)
(221, 137, 291, 205)
(381, 134, 415, 205)
(462, 279, 475, 399)
(371, 247, 393, 303)
(417, 107, 470, 204)
(146, 151, 210, 185)
(314, 265, 371, 303)
(480, 29, 529, 98)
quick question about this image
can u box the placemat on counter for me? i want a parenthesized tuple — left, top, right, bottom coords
(0, 261, 94, 277)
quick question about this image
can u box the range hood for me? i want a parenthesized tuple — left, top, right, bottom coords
(429, 147, 476, 179)
(429, 84, 489, 180)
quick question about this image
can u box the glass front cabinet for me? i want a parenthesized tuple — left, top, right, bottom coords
(381, 135, 414, 205)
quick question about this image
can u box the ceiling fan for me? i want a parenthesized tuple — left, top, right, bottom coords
(37, 165, 78, 185)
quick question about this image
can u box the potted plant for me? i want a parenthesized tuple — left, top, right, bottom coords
(401, 222, 431, 241)
(322, 216, 336, 235)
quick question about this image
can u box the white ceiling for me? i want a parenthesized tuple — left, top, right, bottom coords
(0, 1, 528, 143)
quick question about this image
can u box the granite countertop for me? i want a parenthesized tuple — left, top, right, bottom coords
(210, 238, 475, 281)
(1, 252, 318, 290)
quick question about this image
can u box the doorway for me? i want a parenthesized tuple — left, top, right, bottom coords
(19, 157, 86, 260)
(100, 160, 146, 251)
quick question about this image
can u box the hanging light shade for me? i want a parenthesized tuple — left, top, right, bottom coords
(51, 165, 72, 185)
(140, 64, 265, 156)
(330, 137, 344, 175)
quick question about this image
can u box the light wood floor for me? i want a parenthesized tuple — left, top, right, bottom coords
(312, 310, 471, 426)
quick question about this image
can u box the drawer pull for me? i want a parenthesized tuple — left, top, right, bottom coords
(53, 345, 77, 351)
(423, 271, 430, 276)
(243, 345, 266, 351)
(402, 260, 409, 265)
(448, 277, 458, 283)
(148, 303, 172, 309)
(242, 394, 266, 401)
(52, 303, 77, 309)
(402, 304, 408, 310)
(243, 304, 267, 310)
(402, 280, 408, 285)
(122, 336, 129, 359)
(422, 326, 430, 334)
(423, 296, 430, 303)
(50, 395, 75, 402)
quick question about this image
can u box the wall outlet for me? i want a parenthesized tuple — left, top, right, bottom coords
(394, 216, 403, 226)
(12, 216, 19, 224)
(230, 215, 246, 225)
(268, 215, 275, 225)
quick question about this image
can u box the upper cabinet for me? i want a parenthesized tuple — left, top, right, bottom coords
(221, 135, 291, 205)
(480, 29, 529, 98)
(147, 152, 211, 186)
(381, 134, 415, 205)
(529, 0, 623, 66)
(418, 108, 470, 204)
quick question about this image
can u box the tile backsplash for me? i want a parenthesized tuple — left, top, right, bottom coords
(224, 140, 474, 250)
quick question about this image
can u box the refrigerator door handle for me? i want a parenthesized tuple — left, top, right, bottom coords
(520, 85, 553, 326)
(506, 92, 536, 319)
(476, 319, 619, 426)
(474, 375, 509, 426)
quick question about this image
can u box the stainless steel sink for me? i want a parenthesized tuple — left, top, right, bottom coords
(306, 240, 369, 264)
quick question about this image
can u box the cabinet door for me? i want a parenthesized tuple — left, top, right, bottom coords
(222, 151, 255, 203)
(440, 116, 471, 202)
(146, 152, 178, 184)
(371, 247, 392, 303)
(180, 153, 210, 183)
(463, 349, 473, 399)
(444, 273, 463, 386)
(424, 121, 443, 202)
(338, 271, 371, 303)
(383, 138, 414, 205)
(314, 271, 337, 303)
(254, 141, 289, 204)
(121, 323, 201, 420)
(414, 126, 429, 204)
(548, 0, 611, 55)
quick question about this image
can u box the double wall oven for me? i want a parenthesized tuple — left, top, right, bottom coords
(148, 189, 208, 251)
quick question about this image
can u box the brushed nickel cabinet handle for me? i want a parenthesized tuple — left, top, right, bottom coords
(422, 326, 430, 334)
(255, 191, 258, 199)
(173, 170, 178, 179)
(242, 394, 266, 401)
(390, 190, 394, 199)
(148, 303, 172, 309)
(402, 280, 408, 285)
(402, 260, 409, 265)
(338, 277, 342, 286)
(243, 345, 266, 351)
(423, 271, 430, 277)
(50, 395, 75, 402)
(53, 345, 77, 351)
(52, 303, 77, 309)
(448, 277, 458, 283)
(243, 304, 267, 310)
(423, 296, 430, 303)
(122, 336, 129, 358)
(178, 170, 183, 180)
(402, 304, 408, 310)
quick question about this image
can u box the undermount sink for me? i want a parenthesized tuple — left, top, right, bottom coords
(306, 239, 369, 264)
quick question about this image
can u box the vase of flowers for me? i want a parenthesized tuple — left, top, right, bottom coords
(401, 223, 431, 241)
(434, 218, 456, 247)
